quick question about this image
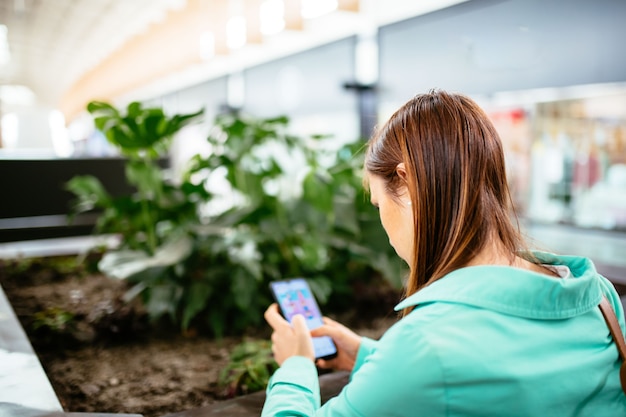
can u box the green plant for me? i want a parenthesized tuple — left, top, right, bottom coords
(218, 339, 278, 397)
(4, 257, 36, 274)
(4, 256, 83, 276)
(0, 256, 89, 288)
(65, 101, 209, 327)
(32, 307, 76, 333)
(180, 114, 404, 334)
(66, 101, 206, 255)
(68, 104, 403, 336)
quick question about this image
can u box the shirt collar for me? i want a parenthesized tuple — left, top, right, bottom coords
(394, 252, 603, 319)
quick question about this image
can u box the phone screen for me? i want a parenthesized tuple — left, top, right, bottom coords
(269, 278, 338, 360)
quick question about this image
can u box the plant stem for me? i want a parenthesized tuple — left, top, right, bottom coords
(139, 156, 157, 255)
(141, 197, 157, 255)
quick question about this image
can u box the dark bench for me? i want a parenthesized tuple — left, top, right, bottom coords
(0, 157, 134, 243)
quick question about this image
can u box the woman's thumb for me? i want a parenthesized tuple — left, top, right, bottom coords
(292, 315, 309, 338)
(292, 315, 314, 360)
(311, 324, 337, 339)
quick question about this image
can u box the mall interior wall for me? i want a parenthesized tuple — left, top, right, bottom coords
(160, 0, 626, 141)
(379, 0, 626, 108)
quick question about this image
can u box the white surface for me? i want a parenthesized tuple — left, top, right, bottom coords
(0, 235, 120, 259)
(0, 349, 62, 412)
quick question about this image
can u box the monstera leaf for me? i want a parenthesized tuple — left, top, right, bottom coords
(87, 101, 203, 157)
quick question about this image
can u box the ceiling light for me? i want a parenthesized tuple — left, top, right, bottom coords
(0, 85, 36, 106)
(301, 0, 337, 19)
(355, 35, 378, 85)
(165, 0, 187, 10)
(1, 113, 18, 149)
(49, 110, 73, 158)
(227, 16, 247, 50)
(199, 31, 215, 61)
(227, 72, 245, 109)
(261, 0, 285, 35)
(0, 24, 11, 66)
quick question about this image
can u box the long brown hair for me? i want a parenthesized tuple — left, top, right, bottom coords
(365, 90, 526, 315)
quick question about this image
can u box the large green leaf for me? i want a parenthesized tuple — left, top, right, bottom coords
(181, 281, 213, 329)
(333, 194, 360, 235)
(93, 116, 118, 133)
(105, 125, 135, 149)
(232, 268, 256, 310)
(86, 100, 204, 155)
(167, 108, 205, 136)
(125, 161, 163, 197)
(98, 236, 193, 280)
(145, 283, 183, 321)
(127, 102, 142, 118)
(303, 170, 333, 213)
(65, 175, 112, 212)
(306, 277, 332, 305)
(87, 101, 118, 115)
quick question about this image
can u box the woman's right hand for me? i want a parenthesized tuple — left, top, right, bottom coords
(311, 317, 362, 372)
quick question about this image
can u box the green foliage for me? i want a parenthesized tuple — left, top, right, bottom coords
(218, 339, 278, 397)
(66, 100, 209, 330)
(86, 101, 203, 159)
(66, 101, 207, 255)
(32, 307, 76, 333)
(1, 257, 35, 275)
(0, 255, 87, 280)
(181, 114, 404, 333)
(67, 101, 404, 336)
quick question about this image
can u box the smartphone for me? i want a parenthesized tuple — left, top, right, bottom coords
(269, 278, 338, 361)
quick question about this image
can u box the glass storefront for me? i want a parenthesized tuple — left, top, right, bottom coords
(480, 87, 626, 231)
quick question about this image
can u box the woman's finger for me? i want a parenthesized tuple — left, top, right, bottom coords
(264, 303, 289, 329)
(292, 314, 315, 360)
(322, 316, 340, 326)
(311, 323, 345, 339)
(316, 358, 333, 369)
(292, 314, 308, 335)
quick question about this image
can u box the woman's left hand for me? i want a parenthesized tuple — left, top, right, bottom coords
(264, 303, 315, 365)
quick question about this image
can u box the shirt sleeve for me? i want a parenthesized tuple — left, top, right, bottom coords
(261, 320, 446, 417)
(261, 356, 321, 417)
(351, 337, 378, 377)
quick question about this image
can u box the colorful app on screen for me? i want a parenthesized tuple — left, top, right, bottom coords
(269, 278, 338, 360)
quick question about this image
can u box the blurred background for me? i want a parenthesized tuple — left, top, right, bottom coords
(0, 0, 625, 281)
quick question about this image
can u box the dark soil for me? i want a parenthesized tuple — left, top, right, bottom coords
(0, 256, 398, 417)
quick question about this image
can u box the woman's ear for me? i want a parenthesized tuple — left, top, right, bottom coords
(396, 163, 408, 182)
(396, 163, 411, 204)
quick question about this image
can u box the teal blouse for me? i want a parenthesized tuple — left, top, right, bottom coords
(261, 253, 626, 416)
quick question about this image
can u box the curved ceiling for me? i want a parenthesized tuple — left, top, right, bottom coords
(0, 0, 182, 111)
(0, 0, 466, 120)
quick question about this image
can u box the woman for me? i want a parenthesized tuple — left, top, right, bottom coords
(262, 90, 626, 416)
